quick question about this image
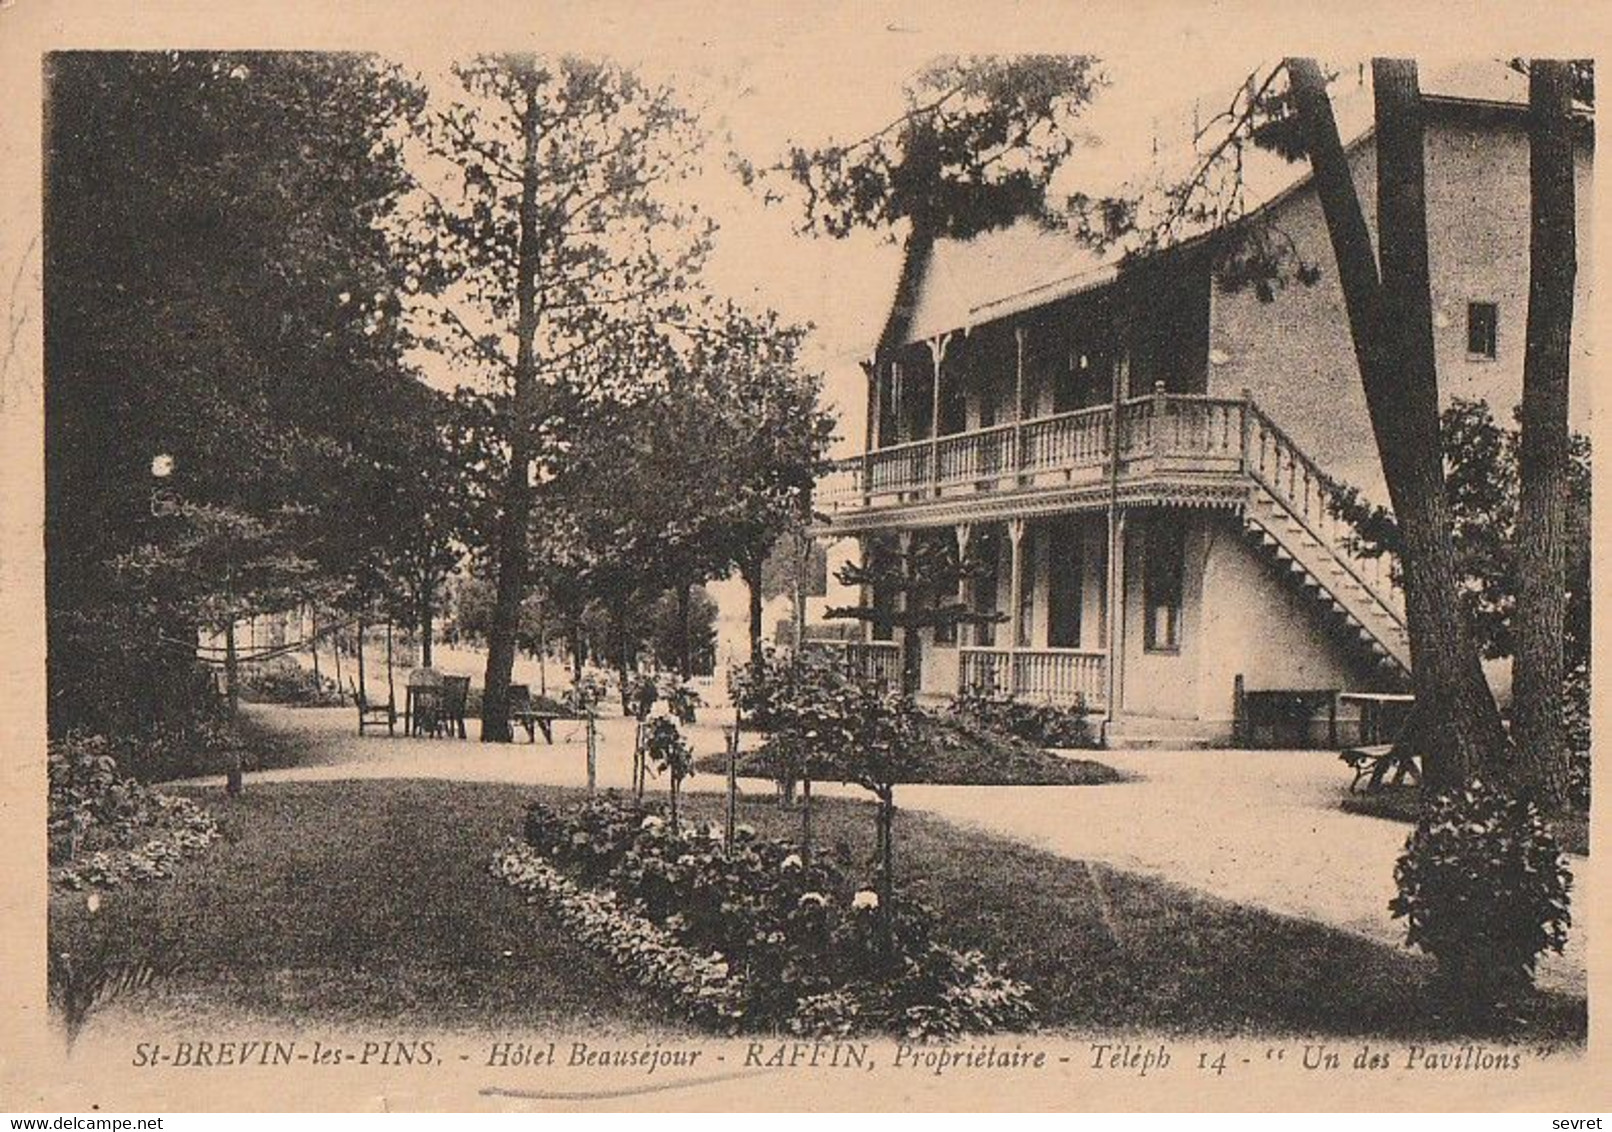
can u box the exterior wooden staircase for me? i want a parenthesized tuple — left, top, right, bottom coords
(1239, 408, 1411, 681)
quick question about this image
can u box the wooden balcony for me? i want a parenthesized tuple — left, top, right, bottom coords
(818, 388, 1403, 625)
(819, 390, 1248, 520)
(803, 639, 1104, 707)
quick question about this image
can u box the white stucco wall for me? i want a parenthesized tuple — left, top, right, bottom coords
(1207, 118, 1594, 505)
(1191, 513, 1378, 729)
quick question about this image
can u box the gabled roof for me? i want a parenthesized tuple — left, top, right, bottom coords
(881, 60, 1579, 351)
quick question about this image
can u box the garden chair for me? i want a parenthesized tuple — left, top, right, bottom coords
(409, 684, 444, 737)
(349, 678, 396, 737)
(441, 675, 470, 740)
(1339, 697, 1422, 792)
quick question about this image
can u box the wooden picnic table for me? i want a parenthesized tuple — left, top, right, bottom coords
(1337, 692, 1420, 792)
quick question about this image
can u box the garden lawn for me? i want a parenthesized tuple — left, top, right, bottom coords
(665, 792, 1584, 1042)
(692, 713, 1126, 787)
(51, 780, 1585, 1041)
(49, 780, 670, 1034)
(1339, 786, 1590, 858)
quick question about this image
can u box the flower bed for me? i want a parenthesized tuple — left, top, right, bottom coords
(492, 843, 748, 1032)
(496, 794, 1036, 1037)
(949, 686, 1098, 750)
(49, 733, 221, 891)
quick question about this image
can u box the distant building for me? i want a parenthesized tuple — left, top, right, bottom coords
(811, 72, 1593, 747)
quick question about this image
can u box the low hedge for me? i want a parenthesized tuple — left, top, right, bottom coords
(696, 712, 1125, 787)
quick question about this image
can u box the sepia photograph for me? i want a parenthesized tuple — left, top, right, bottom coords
(0, 0, 1606, 1116)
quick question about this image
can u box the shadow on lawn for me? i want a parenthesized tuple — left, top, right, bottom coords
(48, 780, 1586, 1044)
(1339, 785, 1590, 859)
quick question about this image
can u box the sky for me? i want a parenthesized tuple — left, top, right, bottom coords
(390, 12, 1412, 457)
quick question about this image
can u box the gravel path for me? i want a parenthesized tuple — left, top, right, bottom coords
(206, 703, 1586, 997)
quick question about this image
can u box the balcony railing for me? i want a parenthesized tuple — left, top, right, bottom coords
(803, 639, 1104, 706)
(817, 389, 1404, 622)
(818, 390, 1250, 514)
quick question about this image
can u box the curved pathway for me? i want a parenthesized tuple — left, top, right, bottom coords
(206, 704, 1586, 997)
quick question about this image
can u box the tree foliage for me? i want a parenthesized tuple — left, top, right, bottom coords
(1328, 399, 1591, 666)
(45, 51, 425, 737)
(755, 55, 1104, 239)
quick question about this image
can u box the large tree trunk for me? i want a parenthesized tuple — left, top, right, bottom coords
(613, 598, 632, 706)
(742, 553, 765, 663)
(356, 616, 368, 704)
(308, 606, 321, 684)
(792, 532, 810, 650)
(480, 70, 544, 744)
(1512, 60, 1578, 810)
(331, 622, 345, 702)
(223, 616, 244, 796)
(1288, 58, 1510, 792)
(676, 581, 692, 681)
(419, 586, 434, 669)
(569, 607, 585, 684)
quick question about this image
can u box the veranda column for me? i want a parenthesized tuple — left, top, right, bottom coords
(1013, 326, 1028, 482)
(1007, 518, 1025, 697)
(897, 529, 916, 692)
(861, 358, 879, 506)
(927, 333, 952, 497)
(856, 534, 874, 643)
(1104, 512, 1127, 729)
(954, 522, 974, 652)
(1103, 338, 1130, 735)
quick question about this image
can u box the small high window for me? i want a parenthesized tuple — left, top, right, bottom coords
(1467, 301, 1498, 359)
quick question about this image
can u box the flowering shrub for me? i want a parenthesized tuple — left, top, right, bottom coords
(492, 843, 747, 1032)
(1390, 779, 1572, 1011)
(238, 662, 343, 707)
(514, 794, 1036, 1037)
(621, 672, 659, 720)
(560, 672, 610, 717)
(55, 799, 220, 890)
(949, 685, 1096, 749)
(640, 715, 695, 828)
(660, 680, 703, 724)
(49, 732, 220, 890)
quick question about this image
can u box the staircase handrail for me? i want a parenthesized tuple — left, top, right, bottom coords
(1243, 400, 1406, 635)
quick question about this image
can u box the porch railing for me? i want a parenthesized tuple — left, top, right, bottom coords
(802, 638, 906, 689)
(958, 646, 1105, 706)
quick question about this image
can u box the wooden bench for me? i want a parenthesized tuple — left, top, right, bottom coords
(1337, 693, 1421, 792)
(1339, 744, 1420, 792)
(508, 684, 572, 744)
(513, 710, 566, 744)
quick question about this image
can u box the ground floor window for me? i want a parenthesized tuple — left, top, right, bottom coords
(1144, 518, 1185, 653)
